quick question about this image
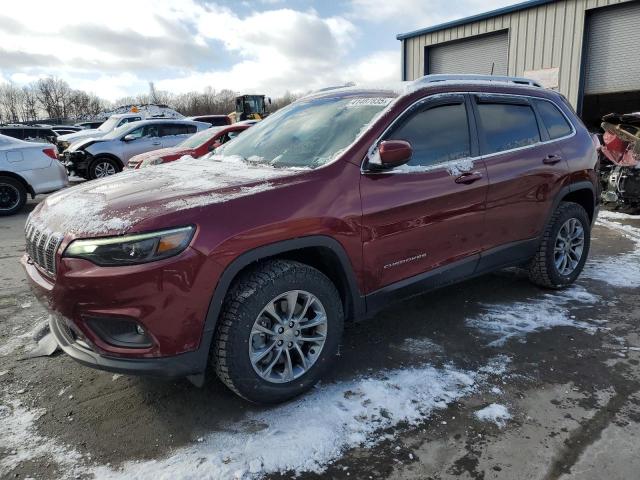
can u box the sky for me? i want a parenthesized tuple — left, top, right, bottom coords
(0, 0, 518, 101)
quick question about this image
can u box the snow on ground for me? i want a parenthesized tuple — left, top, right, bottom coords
(0, 400, 83, 477)
(466, 286, 600, 347)
(394, 337, 443, 355)
(0, 316, 48, 357)
(1, 359, 510, 480)
(585, 213, 640, 288)
(474, 403, 511, 428)
(92, 364, 476, 479)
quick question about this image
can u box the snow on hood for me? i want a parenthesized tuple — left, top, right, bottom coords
(130, 146, 188, 163)
(32, 156, 302, 237)
(57, 129, 103, 142)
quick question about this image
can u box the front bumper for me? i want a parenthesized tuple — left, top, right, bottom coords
(49, 313, 208, 378)
(62, 150, 90, 176)
(21, 247, 220, 378)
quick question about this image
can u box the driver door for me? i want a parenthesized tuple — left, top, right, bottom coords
(121, 125, 161, 162)
(361, 94, 488, 296)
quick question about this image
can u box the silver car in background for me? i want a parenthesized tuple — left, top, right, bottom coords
(0, 134, 68, 216)
(62, 119, 210, 179)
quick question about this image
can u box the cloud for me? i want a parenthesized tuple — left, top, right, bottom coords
(350, 0, 519, 31)
(0, 0, 400, 100)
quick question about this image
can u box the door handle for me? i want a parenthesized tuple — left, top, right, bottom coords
(543, 154, 562, 165)
(152, 142, 161, 146)
(455, 172, 483, 184)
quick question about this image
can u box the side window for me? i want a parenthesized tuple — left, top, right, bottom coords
(476, 102, 541, 155)
(534, 100, 573, 140)
(210, 118, 228, 126)
(143, 125, 159, 138)
(2, 128, 23, 139)
(228, 131, 240, 139)
(126, 126, 145, 139)
(118, 117, 142, 127)
(387, 102, 470, 168)
(160, 124, 195, 136)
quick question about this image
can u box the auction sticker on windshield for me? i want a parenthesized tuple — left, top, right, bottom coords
(346, 98, 393, 107)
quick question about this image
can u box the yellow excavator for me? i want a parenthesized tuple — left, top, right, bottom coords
(230, 94, 270, 123)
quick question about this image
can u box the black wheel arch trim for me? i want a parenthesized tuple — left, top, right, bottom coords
(0, 171, 34, 197)
(551, 180, 597, 225)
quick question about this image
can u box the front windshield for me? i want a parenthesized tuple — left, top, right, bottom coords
(102, 122, 137, 140)
(178, 127, 222, 148)
(97, 116, 120, 132)
(218, 95, 393, 168)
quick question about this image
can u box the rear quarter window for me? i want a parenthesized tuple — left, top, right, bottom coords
(476, 102, 541, 155)
(534, 99, 573, 140)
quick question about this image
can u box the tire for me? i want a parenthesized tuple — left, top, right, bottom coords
(0, 176, 27, 216)
(89, 157, 120, 179)
(212, 259, 344, 404)
(528, 201, 591, 289)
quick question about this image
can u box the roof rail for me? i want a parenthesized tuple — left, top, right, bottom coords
(413, 74, 543, 88)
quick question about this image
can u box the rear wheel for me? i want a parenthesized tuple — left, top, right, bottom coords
(528, 202, 591, 288)
(89, 157, 120, 179)
(212, 260, 344, 403)
(0, 176, 27, 216)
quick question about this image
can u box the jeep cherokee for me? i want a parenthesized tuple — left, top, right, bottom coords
(22, 75, 599, 403)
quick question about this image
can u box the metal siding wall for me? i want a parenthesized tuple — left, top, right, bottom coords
(402, 0, 634, 107)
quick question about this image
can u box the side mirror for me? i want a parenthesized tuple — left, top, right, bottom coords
(368, 140, 413, 170)
(122, 134, 136, 142)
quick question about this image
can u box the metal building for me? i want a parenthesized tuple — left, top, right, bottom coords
(397, 0, 640, 128)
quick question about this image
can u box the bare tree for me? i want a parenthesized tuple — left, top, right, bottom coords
(0, 83, 23, 123)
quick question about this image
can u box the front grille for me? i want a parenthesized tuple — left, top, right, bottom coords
(25, 222, 63, 277)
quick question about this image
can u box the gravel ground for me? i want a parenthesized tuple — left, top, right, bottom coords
(1, 197, 639, 480)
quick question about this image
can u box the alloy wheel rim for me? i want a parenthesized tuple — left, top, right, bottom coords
(94, 162, 116, 177)
(0, 183, 20, 211)
(554, 218, 585, 276)
(249, 290, 328, 384)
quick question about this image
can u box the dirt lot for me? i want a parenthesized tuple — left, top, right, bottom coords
(1, 198, 639, 480)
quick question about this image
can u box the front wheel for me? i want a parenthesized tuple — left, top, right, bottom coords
(528, 202, 591, 288)
(0, 176, 27, 216)
(89, 157, 120, 179)
(212, 260, 344, 403)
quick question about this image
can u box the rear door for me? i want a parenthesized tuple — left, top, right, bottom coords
(361, 94, 488, 293)
(472, 94, 570, 250)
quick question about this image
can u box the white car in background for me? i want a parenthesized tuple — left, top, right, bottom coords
(62, 119, 210, 179)
(56, 113, 144, 151)
(0, 134, 68, 216)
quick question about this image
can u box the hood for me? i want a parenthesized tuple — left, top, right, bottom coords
(131, 147, 190, 164)
(58, 129, 103, 142)
(67, 137, 106, 152)
(31, 156, 306, 237)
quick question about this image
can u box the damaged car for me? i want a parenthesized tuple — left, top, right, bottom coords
(598, 112, 640, 209)
(62, 119, 209, 179)
(22, 75, 599, 403)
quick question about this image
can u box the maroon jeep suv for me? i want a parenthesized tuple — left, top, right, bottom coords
(22, 75, 599, 403)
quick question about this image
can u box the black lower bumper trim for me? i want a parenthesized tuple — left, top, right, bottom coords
(49, 315, 208, 379)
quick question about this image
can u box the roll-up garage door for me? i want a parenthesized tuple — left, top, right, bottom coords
(428, 31, 509, 76)
(584, 2, 640, 95)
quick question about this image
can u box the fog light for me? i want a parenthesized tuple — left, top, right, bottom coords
(85, 316, 153, 349)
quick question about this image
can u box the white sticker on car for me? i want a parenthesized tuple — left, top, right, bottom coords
(346, 98, 393, 107)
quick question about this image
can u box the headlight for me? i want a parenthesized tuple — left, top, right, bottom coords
(63, 226, 195, 266)
(139, 157, 164, 168)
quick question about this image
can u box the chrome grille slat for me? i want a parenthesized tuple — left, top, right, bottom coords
(25, 222, 62, 277)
